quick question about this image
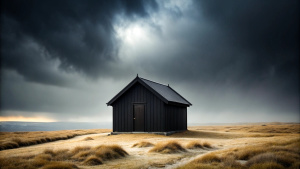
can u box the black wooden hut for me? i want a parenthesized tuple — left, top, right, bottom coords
(107, 76, 192, 135)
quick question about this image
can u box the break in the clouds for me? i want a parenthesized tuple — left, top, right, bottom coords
(0, 0, 299, 123)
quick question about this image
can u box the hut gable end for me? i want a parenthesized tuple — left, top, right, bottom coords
(107, 76, 192, 134)
(107, 76, 192, 106)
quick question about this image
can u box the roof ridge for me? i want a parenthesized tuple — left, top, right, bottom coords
(107, 76, 192, 106)
(140, 77, 167, 87)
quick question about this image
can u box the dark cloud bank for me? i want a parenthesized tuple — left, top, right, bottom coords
(1, 0, 158, 85)
(0, 0, 299, 123)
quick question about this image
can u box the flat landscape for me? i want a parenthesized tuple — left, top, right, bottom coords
(0, 123, 299, 169)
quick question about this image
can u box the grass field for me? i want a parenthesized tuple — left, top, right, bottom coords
(0, 129, 111, 150)
(0, 123, 299, 168)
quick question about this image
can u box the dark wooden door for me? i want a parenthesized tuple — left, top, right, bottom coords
(133, 104, 145, 131)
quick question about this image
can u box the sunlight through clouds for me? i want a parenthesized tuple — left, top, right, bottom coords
(0, 115, 56, 122)
(1, 0, 299, 123)
(114, 21, 160, 63)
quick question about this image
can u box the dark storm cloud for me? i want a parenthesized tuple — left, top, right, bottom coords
(154, 0, 299, 93)
(129, 0, 298, 121)
(198, 0, 298, 51)
(196, 0, 299, 86)
(0, 0, 299, 122)
(1, 0, 158, 85)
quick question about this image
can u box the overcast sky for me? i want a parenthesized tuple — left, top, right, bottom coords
(1, 0, 299, 124)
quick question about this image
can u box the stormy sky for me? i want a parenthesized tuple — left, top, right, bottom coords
(1, 0, 299, 123)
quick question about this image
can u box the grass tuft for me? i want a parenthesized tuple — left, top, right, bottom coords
(185, 141, 213, 149)
(246, 152, 295, 168)
(149, 141, 186, 154)
(195, 153, 221, 163)
(82, 155, 103, 165)
(202, 142, 212, 148)
(42, 161, 78, 169)
(44, 149, 56, 156)
(178, 163, 218, 169)
(70, 146, 91, 155)
(222, 156, 243, 168)
(235, 147, 267, 160)
(32, 158, 49, 167)
(248, 162, 284, 169)
(186, 141, 204, 149)
(0, 141, 19, 150)
(83, 137, 94, 141)
(95, 145, 128, 160)
(72, 150, 92, 161)
(34, 154, 52, 161)
(52, 149, 71, 161)
(132, 141, 154, 148)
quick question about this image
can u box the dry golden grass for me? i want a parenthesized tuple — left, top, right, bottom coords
(248, 162, 284, 169)
(221, 156, 244, 168)
(232, 138, 300, 161)
(34, 154, 52, 161)
(195, 153, 221, 163)
(44, 149, 56, 156)
(190, 123, 300, 134)
(42, 161, 78, 169)
(0, 157, 28, 169)
(179, 163, 219, 169)
(186, 140, 213, 149)
(0, 156, 78, 169)
(83, 137, 94, 141)
(290, 162, 300, 169)
(132, 141, 154, 148)
(72, 150, 91, 161)
(180, 153, 243, 169)
(235, 146, 267, 160)
(203, 141, 212, 148)
(0, 129, 110, 150)
(171, 130, 243, 139)
(178, 153, 244, 169)
(32, 158, 49, 167)
(82, 155, 103, 165)
(1, 123, 299, 168)
(186, 141, 204, 149)
(149, 141, 186, 154)
(246, 152, 295, 168)
(43, 148, 73, 161)
(70, 146, 92, 155)
(69, 145, 129, 162)
(94, 145, 128, 160)
(0, 144, 127, 168)
(180, 137, 300, 169)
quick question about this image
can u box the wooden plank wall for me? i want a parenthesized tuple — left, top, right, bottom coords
(165, 105, 187, 131)
(112, 83, 165, 132)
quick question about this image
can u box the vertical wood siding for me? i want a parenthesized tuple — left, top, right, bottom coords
(112, 83, 166, 132)
(165, 105, 187, 131)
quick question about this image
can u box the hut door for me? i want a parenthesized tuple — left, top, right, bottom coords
(133, 104, 145, 131)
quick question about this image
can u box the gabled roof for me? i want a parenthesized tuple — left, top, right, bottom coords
(106, 76, 192, 106)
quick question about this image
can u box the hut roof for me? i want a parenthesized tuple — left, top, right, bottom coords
(107, 76, 192, 106)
